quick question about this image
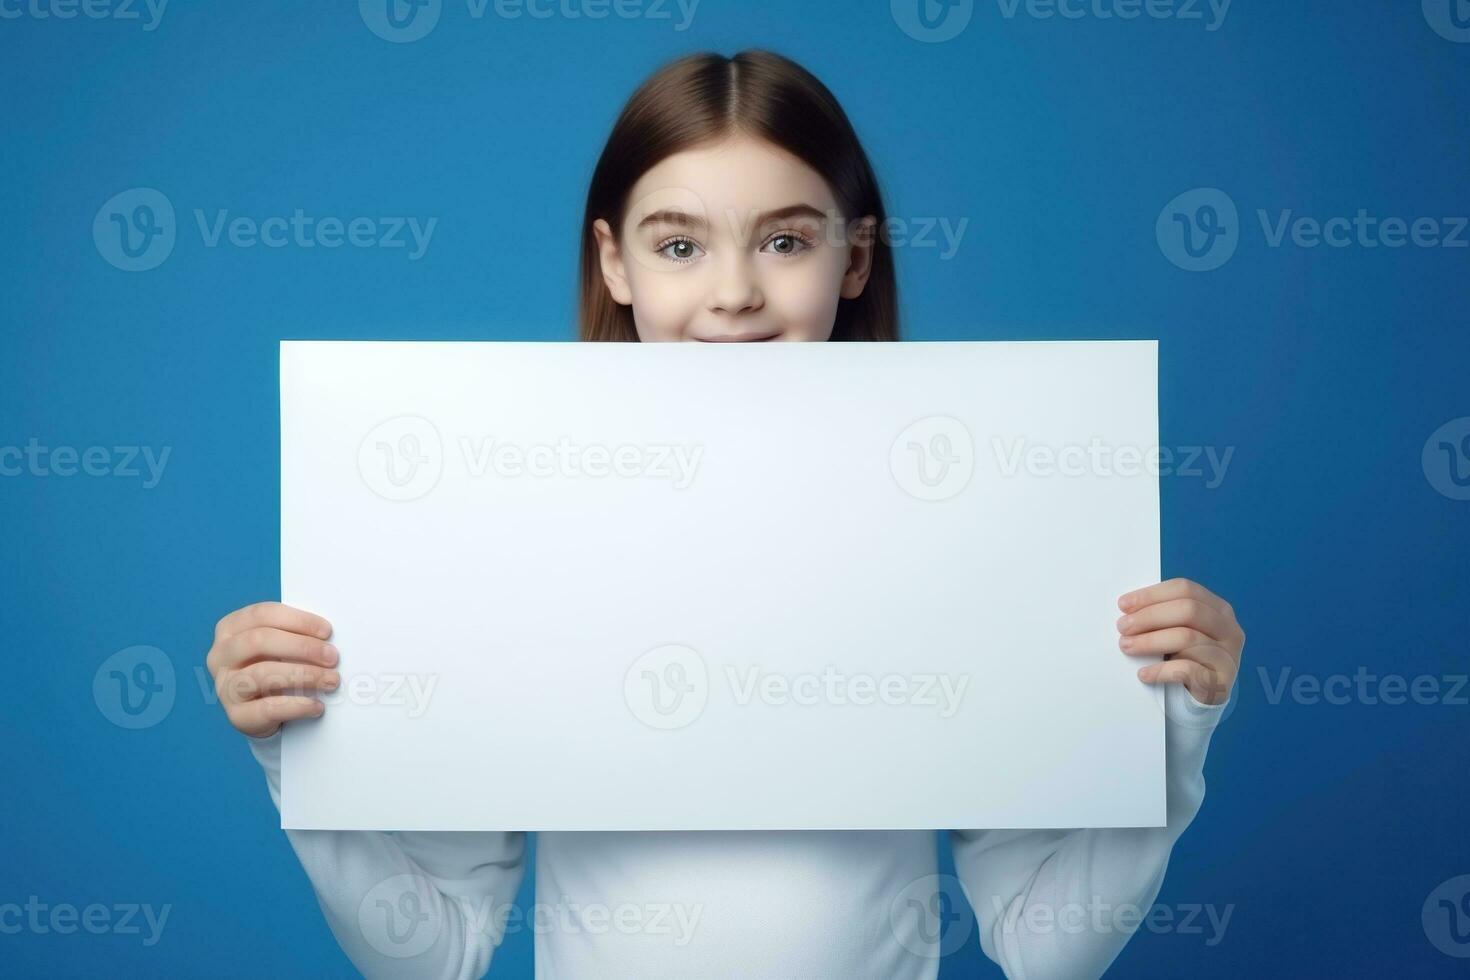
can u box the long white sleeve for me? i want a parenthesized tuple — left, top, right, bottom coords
(950, 682, 1228, 980)
(246, 732, 527, 980)
(244, 682, 1224, 979)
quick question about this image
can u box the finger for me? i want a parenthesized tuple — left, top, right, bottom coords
(215, 627, 339, 672)
(1167, 644, 1238, 691)
(1119, 628, 1239, 691)
(1119, 578, 1228, 616)
(227, 695, 325, 739)
(1119, 626, 1239, 665)
(219, 662, 341, 704)
(1118, 597, 1235, 644)
(215, 602, 332, 644)
(1137, 658, 1232, 706)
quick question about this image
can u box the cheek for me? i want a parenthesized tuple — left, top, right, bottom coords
(764, 254, 845, 340)
(626, 267, 702, 342)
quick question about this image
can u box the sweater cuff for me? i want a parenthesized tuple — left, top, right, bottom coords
(245, 729, 285, 812)
(1164, 680, 1231, 731)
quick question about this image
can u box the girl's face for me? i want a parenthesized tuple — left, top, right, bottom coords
(593, 136, 877, 342)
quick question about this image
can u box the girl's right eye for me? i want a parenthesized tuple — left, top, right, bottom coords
(655, 237, 705, 264)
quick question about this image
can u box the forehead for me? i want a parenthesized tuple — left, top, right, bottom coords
(622, 137, 839, 229)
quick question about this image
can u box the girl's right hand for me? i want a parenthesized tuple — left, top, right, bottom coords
(205, 601, 341, 738)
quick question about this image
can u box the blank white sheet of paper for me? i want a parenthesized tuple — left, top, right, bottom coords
(279, 340, 1164, 832)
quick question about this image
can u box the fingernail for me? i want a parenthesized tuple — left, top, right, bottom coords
(1137, 666, 1150, 680)
(1119, 636, 1134, 652)
(312, 701, 325, 715)
(1119, 593, 1136, 610)
(1116, 615, 1132, 632)
(323, 643, 339, 665)
(324, 671, 340, 688)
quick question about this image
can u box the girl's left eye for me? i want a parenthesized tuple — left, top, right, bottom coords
(761, 231, 817, 257)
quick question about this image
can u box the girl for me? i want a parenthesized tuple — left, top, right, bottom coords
(205, 50, 1244, 979)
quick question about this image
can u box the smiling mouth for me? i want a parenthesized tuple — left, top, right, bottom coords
(694, 331, 781, 343)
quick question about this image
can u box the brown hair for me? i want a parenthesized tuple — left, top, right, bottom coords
(578, 50, 900, 343)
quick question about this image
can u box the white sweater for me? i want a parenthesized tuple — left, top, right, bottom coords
(246, 682, 1226, 979)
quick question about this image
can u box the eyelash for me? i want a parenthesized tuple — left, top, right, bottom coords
(653, 230, 818, 265)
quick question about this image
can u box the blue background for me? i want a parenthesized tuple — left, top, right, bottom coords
(3, 0, 1468, 976)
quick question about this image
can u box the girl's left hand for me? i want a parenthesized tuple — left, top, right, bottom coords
(1116, 578, 1244, 706)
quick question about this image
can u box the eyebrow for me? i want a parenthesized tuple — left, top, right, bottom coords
(634, 203, 830, 232)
